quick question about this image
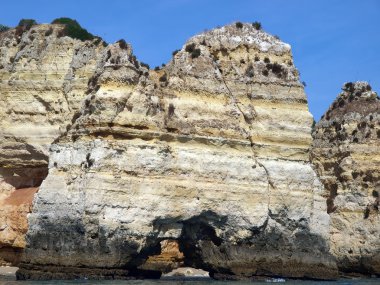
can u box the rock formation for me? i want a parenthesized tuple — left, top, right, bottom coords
(16, 23, 337, 280)
(0, 23, 106, 265)
(2, 20, 378, 281)
(311, 82, 380, 275)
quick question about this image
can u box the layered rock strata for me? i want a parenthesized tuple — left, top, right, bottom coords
(0, 24, 106, 265)
(311, 82, 380, 275)
(18, 23, 337, 280)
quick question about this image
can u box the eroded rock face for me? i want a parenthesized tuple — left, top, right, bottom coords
(0, 24, 106, 265)
(0, 187, 38, 265)
(18, 23, 337, 280)
(311, 82, 380, 275)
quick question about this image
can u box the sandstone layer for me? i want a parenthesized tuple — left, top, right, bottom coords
(0, 23, 106, 265)
(311, 82, 380, 275)
(18, 23, 337, 280)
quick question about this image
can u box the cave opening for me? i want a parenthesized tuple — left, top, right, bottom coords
(139, 238, 210, 280)
(137, 211, 227, 279)
(0, 166, 48, 266)
(0, 167, 48, 190)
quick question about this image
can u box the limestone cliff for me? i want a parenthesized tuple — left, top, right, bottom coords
(0, 23, 106, 265)
(17, 23, 337, 280)
(311, 82, 380, 275)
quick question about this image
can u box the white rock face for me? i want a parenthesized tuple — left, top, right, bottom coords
(0, 24, 106, 168)
(19, 23, 337, 280)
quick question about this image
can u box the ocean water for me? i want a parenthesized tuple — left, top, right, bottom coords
(1, 278, 380, 285)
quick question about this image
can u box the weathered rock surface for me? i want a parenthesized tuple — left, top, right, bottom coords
(0, 23, 106, 265)
(311, 82, 380, 275)
(0, 187, 37, 265)
(17, 23, 337, 280)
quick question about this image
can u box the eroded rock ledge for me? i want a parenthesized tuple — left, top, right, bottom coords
(16, 23, 337, 280)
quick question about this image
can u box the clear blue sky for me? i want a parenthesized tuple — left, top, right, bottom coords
(1, 0, 379, 121)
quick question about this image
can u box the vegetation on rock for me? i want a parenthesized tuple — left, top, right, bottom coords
(140, 62, 150, 70)
(52, 17, 95, 41)
(172, 49, 180, 56)
(185, 43, 196, 53)
(191, 48, 201, 58)
(252, 21, 262, 30)
(15, 19, 37, 37)
(117, 39, 128, 49)
(0, 24, 10, 32)
(18, 19, 37, 29)
(185, 43, 201, 58)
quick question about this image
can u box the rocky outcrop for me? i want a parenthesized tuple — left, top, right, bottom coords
(163, 266, 209, 279)
(0, 23, 106, 265)
(17, 23, 337, 280)
(311, 82, 380, 275)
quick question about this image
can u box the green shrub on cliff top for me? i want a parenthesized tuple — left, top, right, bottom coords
(51, 17, 94, 41)
(235, 22, 243, 29)
(15, 19, 37, 37)
(18, 19, 37, 29)
(0, 24, 10, 32)
(252, 21, 262, 30)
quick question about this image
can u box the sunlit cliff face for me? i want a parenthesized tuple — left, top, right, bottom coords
(0, 21, 378, 280)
